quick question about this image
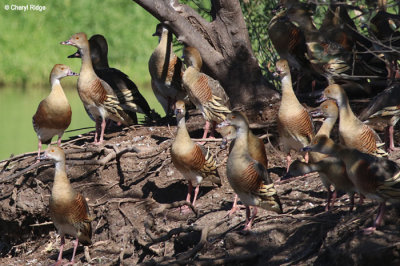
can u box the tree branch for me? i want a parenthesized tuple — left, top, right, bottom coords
(132, 0, 225, 74)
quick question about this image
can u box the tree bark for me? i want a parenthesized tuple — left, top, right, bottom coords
(132, 0, 279, 109)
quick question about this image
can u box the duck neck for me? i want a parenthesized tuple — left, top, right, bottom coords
(52, 160, 71, 189)
(50, 79, 64, 94)
(79, 45, 96, 79)
(317, 116, 337, 137)
(48, 79, 68, 106)
(54, 160, 67, 177)
(159, 30, 173, 57)
(281, 73, 298, 103)
(336, 94, 357, 122)
(175, 115, 191, 145)
(231, 126, 249, 156)
(97, 53, 109, 69)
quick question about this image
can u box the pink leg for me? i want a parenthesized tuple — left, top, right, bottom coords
(70, 237, 79, 264)
(56, 236, 65, 265)
(94, 119, 101, 143)
(304, 152, 309, 163)
(57, 135, 63, 146)
(374, 202, 386, 227)
(387, 125, 398, 151)
(98, 118, 106, 144)
(36, 140, 42, 163)
(243, 206, 258, 231)
(286, 153, 292, 172)
(180, 182, 193, 213)
(227, 194, 245, 217)
(364, 202, 386, 234)
(192, 185, 200, 207)
(186, 182, 193, 203)
(202, 121, 211, 139)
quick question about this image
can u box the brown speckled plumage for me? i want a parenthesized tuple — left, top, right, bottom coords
(61, 32, 136, 143)
(67, 34, 155, 123)
(182, 46, 230, 139)
(32, 64, 76, 159)
(44, 147, 92, 264)
(276, 59, 314, 169)
(305, 136, 400, 232)
(171, 101, 220, 208)
(149, 24, 186, 115)
(222, 111, 282, 230)
(322, 84, 387, 157)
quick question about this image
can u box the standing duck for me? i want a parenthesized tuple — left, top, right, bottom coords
(182, 45, 231, 139)
(32, 64, 76, 160)
(276, 59, 314, 171)
(221, 111, 282, 230)
(307, 100, 356, 210)
(42, 147, 92, 264)
(149, 23, 187, 116)
(170, 100, 221, 210)
(61, 32, 137, 144)
(304, 136, 400, 232)
(217, 113, 268, 216)
(285, 100, 355, 211)
(67, 34, 156, 123)
(321, 84, 387, 156)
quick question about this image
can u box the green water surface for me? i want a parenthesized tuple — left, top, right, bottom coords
(0, 85, 163, 160)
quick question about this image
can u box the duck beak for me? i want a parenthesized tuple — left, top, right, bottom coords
(217, 120, 230, 128)
(67, 50, 81, 58)
(220, 137, 228, 149)
(316, 94, 328, 103)
(37, 153, 48, 161)
(67, 69, 79, 76)
(301, 146, 312, 152)
(174, 108, 182, 116)
(310, 109, 323, 118)
(61, 39, 74, 46)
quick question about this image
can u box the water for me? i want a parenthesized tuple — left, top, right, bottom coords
(0, 85, 163, 160)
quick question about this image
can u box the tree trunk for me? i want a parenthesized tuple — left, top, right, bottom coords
(132, 0, 279, 109)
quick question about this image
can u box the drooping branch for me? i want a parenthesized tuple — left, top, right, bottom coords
(132, 0, 224, 75)
(132, 0, 279, 108)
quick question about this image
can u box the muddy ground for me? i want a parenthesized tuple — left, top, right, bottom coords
(1, 97, 400, 266)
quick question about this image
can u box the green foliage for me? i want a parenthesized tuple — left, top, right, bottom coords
(240, 0, 280, 89)
(239, 0, 399, 90)
(0, 0, 159, 88)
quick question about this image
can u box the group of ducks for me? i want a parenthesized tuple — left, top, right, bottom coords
(269, 0, 400, 94)
(30, 23, 273, 264)
(29, 11, 400, 265)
